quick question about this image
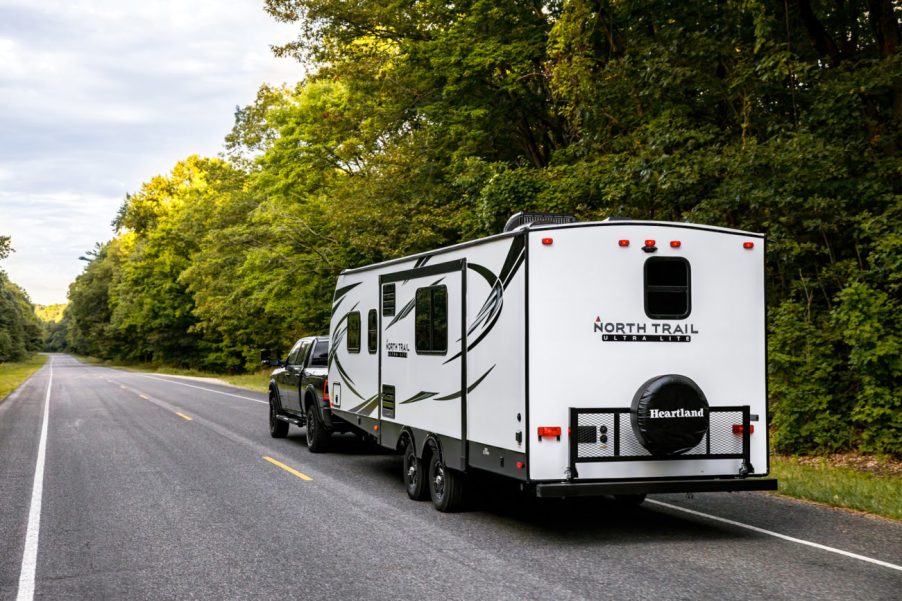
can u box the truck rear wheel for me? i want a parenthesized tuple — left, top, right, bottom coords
(404, 443, 428, 501)
(428, 454, 465, 512)
(305, 405, 329, 453)
(269, 392, 288, 439)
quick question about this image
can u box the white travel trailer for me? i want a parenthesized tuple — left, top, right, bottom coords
(327, 214, 776, 511)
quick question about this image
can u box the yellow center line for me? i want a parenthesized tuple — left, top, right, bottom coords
(175, 412, 193, 421)
(262, 456, 312, 481)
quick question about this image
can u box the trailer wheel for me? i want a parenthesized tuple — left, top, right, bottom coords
(403, 444, 429, 501)
(428, 454, 465, 512)
(613, 494, 646, 508)
(305, 405, 329, 453)
(269, 391, 288, 439)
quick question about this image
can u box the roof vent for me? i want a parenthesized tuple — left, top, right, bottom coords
(502, 212, 577, 233)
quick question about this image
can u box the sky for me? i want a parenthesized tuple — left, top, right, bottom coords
(0, 0, 302, 305)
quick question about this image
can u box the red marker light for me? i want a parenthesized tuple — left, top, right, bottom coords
(516, 461, 525, 470)
(618, 239, 630, 247)
(732, 424, 755, 435)
(537, 426, 562, 438)
(645, 239, 656, 247)
(743, 241, 754, 249)
(670, 240, 681, 248)
(541, 237, 554, 246)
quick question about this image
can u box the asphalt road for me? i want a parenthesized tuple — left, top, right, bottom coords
(1, 354, 899, 600)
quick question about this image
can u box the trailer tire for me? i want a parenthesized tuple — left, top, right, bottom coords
(428, 454, 465, 512)
(631, 374, 709, 456)
(269, 391, 288, 439)
(305, 405, 329, 453)
(403, 444, 429, 501)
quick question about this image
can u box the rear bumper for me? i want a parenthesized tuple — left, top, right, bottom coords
(534, 477, 777, 498)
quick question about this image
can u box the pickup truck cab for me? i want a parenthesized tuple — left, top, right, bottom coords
(263, 336, 344, 451)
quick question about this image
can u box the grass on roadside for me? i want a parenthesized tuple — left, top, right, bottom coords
(73, 356, 270, 393)
(0, 354, 49, 402)
(770, 455, 902, 521)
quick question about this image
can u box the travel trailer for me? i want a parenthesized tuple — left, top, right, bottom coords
(326, 213, 776, 511)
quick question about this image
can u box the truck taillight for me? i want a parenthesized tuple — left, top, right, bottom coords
(324, 378, 330, 403)
(732, 424, 754, 434)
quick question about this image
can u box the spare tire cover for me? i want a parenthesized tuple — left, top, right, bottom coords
(631, 375, 709, 457)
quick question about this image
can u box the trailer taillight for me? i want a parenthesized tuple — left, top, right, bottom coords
(537, 426, 561, 440)
(618, 239, 630, 247)
(743, 241, 755, 249)
(516, 461, 525, 470)
(541, 237, 553, 246)
(670, 240, 681, 248)
(732, 424, 755, 434)
(324, 378, 330, 403)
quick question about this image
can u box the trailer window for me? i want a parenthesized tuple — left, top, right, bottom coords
(644, 257, 691, 319)
(382, 284, 396, 316)
(367, 309, 377, 354)
(415, 285, 447, 354)
(347, 311, 361, 353)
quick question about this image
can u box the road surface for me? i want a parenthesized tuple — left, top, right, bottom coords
(1, 355, 899, 600)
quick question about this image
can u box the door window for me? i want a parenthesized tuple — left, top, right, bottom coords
(294, 340, 312, 366)
(286, 340, 303, 365)
(310, 340, 329, 367)
(415, 285, 448, 354)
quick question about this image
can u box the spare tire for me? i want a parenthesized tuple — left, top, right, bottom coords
(631, 375, 708, 456)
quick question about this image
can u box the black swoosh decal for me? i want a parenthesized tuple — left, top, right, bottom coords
(385, 277, 444, 330)
(386, 297, 416, 329)
(399, 391, 439, 405)
(432, 365, 496, 401)
(332, 282, 361, 316)
(346, 393, 381, 415)
(443, 237, 525, 364)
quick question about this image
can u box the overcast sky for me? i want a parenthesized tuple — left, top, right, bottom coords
(0, 0, 301, 305)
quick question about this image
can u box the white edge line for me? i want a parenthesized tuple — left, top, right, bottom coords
(138, 374, 267, 404)
(647, 499, 902, 573)
(16, 357, 53, 601)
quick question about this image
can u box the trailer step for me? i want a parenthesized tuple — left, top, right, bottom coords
(535, 477, 778, 498)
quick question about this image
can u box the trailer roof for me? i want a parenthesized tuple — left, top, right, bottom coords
(339, 219, 765, 276)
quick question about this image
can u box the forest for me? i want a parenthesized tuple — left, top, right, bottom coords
(34, 1, 901, 456)
(0, 236, 42, 362)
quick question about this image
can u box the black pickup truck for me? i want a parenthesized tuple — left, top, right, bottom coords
(262, 336, 346, 451)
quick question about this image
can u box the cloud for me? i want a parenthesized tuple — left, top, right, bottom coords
(0, 0, 301, 304)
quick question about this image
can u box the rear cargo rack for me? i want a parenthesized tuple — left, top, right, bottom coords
(568, 405, 754, 479)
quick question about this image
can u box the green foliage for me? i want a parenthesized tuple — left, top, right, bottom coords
(35, 303, 69, 353)
(35, 304, 66, 323)
(63, 0, 901, 454)
(0, 235, 42, 362)
(771, 455, 902, 521)
(0, 354, 48, 401)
